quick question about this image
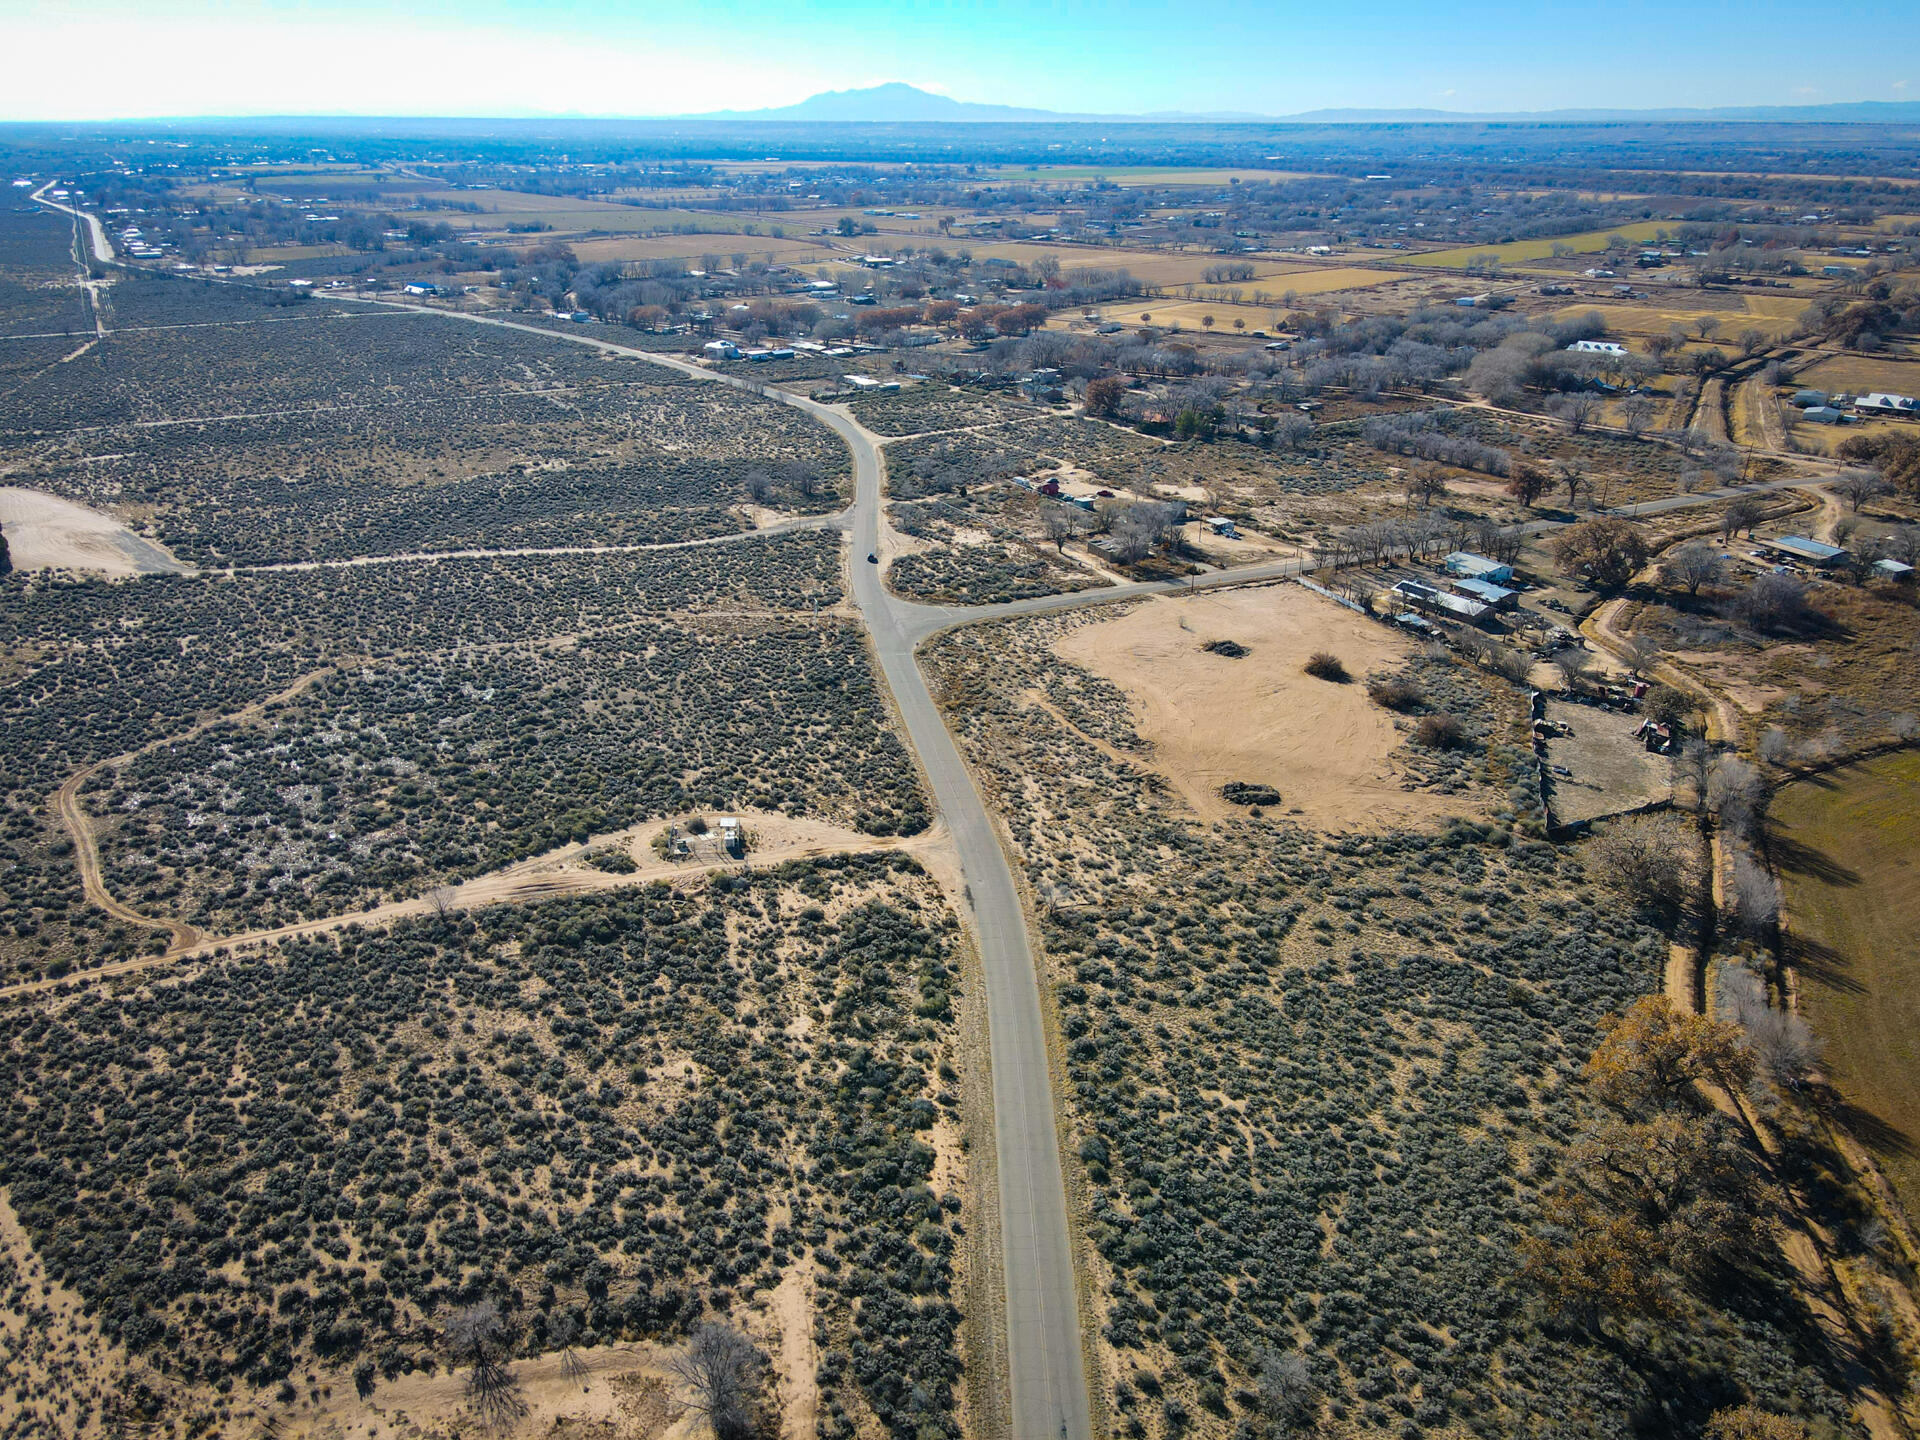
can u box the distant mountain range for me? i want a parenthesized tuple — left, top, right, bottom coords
(695, 83, 1920, 126)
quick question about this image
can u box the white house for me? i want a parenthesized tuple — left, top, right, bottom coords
(1566, 340, 1628, 357)
(1855, 392, 1918, 416)
(702, 340, 741, 360)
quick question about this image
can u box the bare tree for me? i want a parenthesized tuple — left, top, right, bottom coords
(1830, 469, 1891, 512)
(1660, 540, 1727, 597)
(1548, 392, 1600, 436)
(447, 1302, 526, 1431)
(1619, 633, 1661, 677)
(1707, 756, 1764, 839)
(1256, 1349, 1323, 1434)
(1040, 504, 1081, 554)
(1554, 457, 1587, 509)
(1758, 726, 1793, 767)
(552, 1314, 591, 1387)
(1727, 853, 1782, 938)
(1622, 395, 1655, 438)
(1590, 815, 1688, 915)
(1553, 647, 1596, 692)
(1720, 496, 1766, 541)
(668, 1323, 768, 1440)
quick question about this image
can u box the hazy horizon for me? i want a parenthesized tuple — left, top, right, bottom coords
(4, 0, 1915, 123)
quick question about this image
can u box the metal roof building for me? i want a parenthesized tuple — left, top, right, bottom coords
(1760, 536, 1848, 567)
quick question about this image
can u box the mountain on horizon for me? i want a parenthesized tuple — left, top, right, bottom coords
(695, 82, 1920, 126)
(698, 82, 1069, 124)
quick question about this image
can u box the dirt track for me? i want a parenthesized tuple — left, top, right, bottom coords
(0, 811, 950, 1003)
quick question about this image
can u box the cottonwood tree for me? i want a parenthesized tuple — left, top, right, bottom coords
(1660, 540, 1726, 597)
(1548, 392, 1600, 436)
(1622, 395, 1655, 438)
(1586, 996, 1754, 1111)
(1720, 496, 1766, 541)
(1728, 851, 1781, 938)
(668, 1323, 768, 1440)
(1718, 964, 1819, 1087)
(1553, 517, 1649, 592)
(1706, 755, 1764, 838)
(1831, 468, 1891, 512)
(1040, 504, 1082, 554)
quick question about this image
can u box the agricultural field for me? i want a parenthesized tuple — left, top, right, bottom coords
(1550, 292, 1810, 343)
(0, 854, 975, 1440)
(1770, 751, 1920, 1212)
(1793, 353, 1920, 398)
(923, 591, 1861, 1437)
(1413, 221, 1674, 268)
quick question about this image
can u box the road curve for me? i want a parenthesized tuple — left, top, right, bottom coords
(338, 302, 1097, 1440)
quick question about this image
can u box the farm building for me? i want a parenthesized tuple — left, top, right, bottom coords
(1391, 579, 1490, 624)
(1760, 536, 1848, 567)
(1453, 576, 1518, 610)
(1875, 558, 1915, 581)
(1202, 516, 1238, 538)
(703, 340, 741, 360)
(403, 282, 439, 296)
(1566, 340, 1628, 357)
(1445, 552, 1514, 584)
(1791, 390, 1830, 409)
(1801, 406, 1848, 425)
(1855, 392, 1918, 417)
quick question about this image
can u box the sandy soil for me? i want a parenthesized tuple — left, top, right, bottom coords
(0, 1189, 126, 1439)
(1050, 584, 1469, 829)
(0, 486, 191, 576)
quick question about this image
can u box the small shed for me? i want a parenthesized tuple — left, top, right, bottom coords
(1203, 516, 1238, 539)
(1874, 557, 1915, 582)
(718, 817, 743, 858)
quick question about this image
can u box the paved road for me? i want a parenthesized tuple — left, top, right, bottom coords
(346, 303, 1097, 1440)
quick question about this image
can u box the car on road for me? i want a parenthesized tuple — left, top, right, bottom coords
(867, 552, 878, 563)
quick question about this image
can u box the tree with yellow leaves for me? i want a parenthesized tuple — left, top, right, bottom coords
(1586, 996, 1753, 1112)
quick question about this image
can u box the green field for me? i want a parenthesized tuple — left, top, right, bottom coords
(1413, 220, 1675, 268)
(1770, 750, 1920, 1211)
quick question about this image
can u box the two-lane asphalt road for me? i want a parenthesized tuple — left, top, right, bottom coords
(386, 307, 1096, 1440)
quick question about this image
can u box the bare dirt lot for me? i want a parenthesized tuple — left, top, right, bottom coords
(1049, 583, 1471, 829)
(1542, 697, 1674, 825)
(0, 486, 190, 575)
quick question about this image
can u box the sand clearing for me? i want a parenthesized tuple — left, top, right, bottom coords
(1052, 585, 1467, 830)
(0, 486, 191, 576)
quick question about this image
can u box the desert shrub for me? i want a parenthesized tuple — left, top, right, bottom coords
(1367, 677, 1425, 711)
(1413, 713, 1467, 749)
(1303, 652, 1350, 683)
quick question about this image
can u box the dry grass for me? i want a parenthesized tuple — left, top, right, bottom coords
(1771, 750, 1920, 1213)
(1412, 220, 1672, 268)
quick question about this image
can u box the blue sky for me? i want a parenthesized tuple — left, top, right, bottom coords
(3, 0, 1915, 120)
